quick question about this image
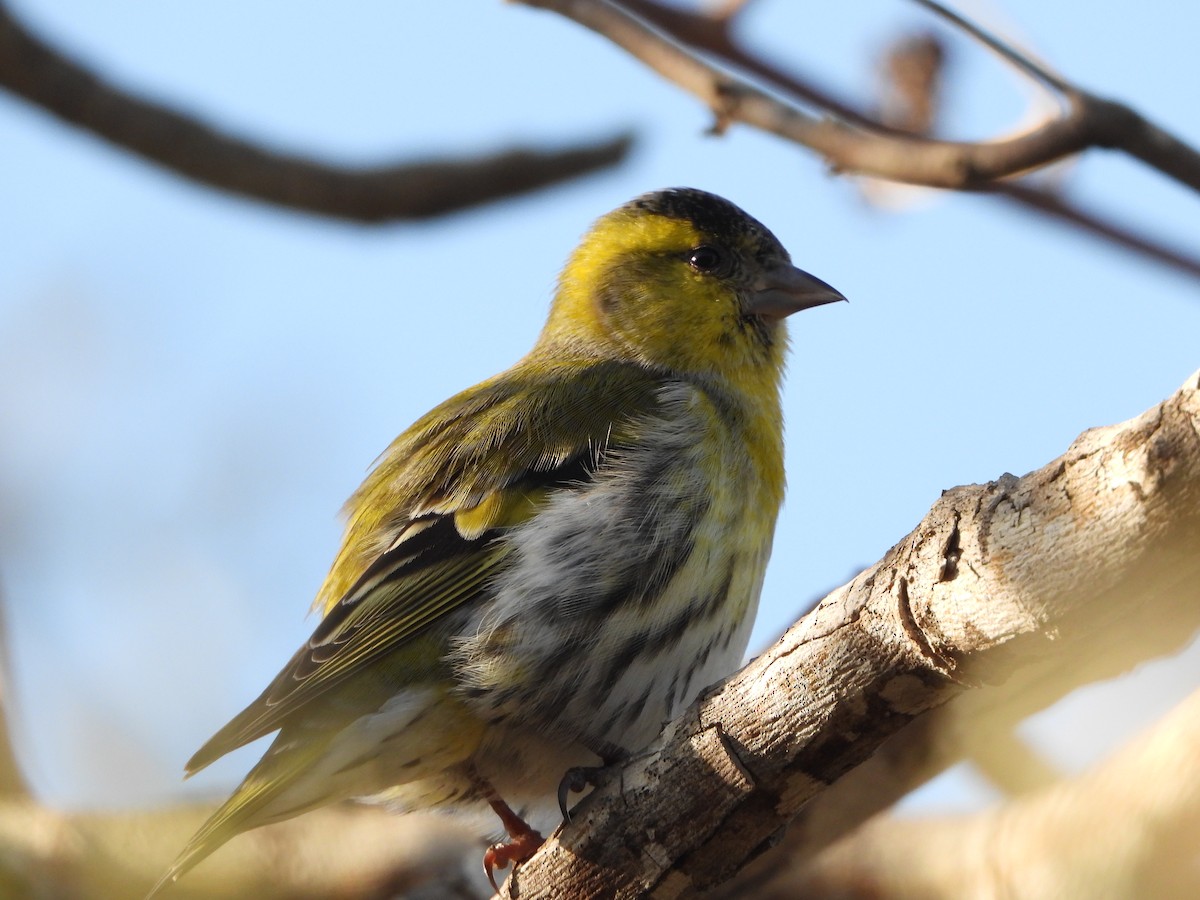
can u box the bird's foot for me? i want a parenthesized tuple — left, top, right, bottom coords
(557, 745, 630, 822)
(483, 826, 544, 893)
(557, 765, 604, 822)
(483, 792, 544, 892)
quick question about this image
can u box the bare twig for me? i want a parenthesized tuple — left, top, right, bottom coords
(879, 32, 946, 135)
(620, 0, 909, 133)
(913, 0, 1069, 93)
(0, 2, 632, 222)
(522, 0, 1200, 193)
(707, 0, 756, 23)
(989, 182, 1200, 281)
(911, 0, 1200, 193)
(547, 0, 1200, 283)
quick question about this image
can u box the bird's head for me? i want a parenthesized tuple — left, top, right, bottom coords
(539, 187, 844, 381)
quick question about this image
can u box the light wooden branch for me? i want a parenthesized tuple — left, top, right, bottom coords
(774, 687, 1200, 899)
(0, 2, 632, 222)
(716, 551, 1200, 898)
(497, 367, 1200, 898)
(519, 0, 1200, 193)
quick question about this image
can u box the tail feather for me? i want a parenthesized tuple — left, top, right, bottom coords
(147, 731, 333, 897)
(146, 831, 222, 899)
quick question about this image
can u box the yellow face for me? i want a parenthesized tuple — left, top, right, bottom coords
(540, 189, 835, 382)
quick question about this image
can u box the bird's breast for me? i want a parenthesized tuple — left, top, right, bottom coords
(454, 380, 785, 757)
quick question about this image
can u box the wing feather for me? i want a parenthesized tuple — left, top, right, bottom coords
(186, 358, 664, 774)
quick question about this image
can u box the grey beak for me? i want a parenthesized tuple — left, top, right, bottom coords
(745, 264, 847, 319)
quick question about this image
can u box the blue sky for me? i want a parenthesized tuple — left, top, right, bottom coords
(2, 0, 1198, 816)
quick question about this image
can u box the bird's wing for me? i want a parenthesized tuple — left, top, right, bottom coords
(185, 359, 663, 774)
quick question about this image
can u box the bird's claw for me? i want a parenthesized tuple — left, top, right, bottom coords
(557, 764, 611, 822)
(557, 741, 633, 822)
(483, 828, 544, 893)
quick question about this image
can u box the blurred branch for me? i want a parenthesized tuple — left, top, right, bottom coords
(0, 1, 632, 223)
(499, 368, 1200, 897)
(913, 0, 1200, 191)
(0, 587, 29, 799)
(522, 0, 1200, 283)
(523, 0, 1200, 189)
(962, 726, 1060, 797)
(988, 182, 1200, 280)
(772, 688, 1200, 899)
(0, 801, 479, 899)
(878, 31, 945, 136)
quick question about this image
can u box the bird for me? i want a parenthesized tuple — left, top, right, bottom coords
(150, 187, 843, 895)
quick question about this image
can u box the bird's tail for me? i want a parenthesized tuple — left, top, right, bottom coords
(146, 731, 335, 898)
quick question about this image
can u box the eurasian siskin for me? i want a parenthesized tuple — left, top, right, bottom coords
(152, 187, 843, 893)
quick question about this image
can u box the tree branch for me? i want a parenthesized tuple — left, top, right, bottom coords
(988, 182, 1200, 281)
(912, 0, 1200, 191)
(779, 687, 1200, 898)
(0, 1, 632, 222)
(498, 368, 1200, 897)
(719, 519, 1200, 897)
(525, 0, 1200, 284)
(0, 800, 479, 899)
(521, 0, 1200, 193)
(0, 588, 28, 800)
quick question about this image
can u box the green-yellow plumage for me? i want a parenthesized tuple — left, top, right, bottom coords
(151, 188, 843, 894)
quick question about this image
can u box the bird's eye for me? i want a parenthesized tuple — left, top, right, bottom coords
(687, 245, 725, 274)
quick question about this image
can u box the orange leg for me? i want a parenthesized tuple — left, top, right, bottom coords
(478, 782, 544, 892)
